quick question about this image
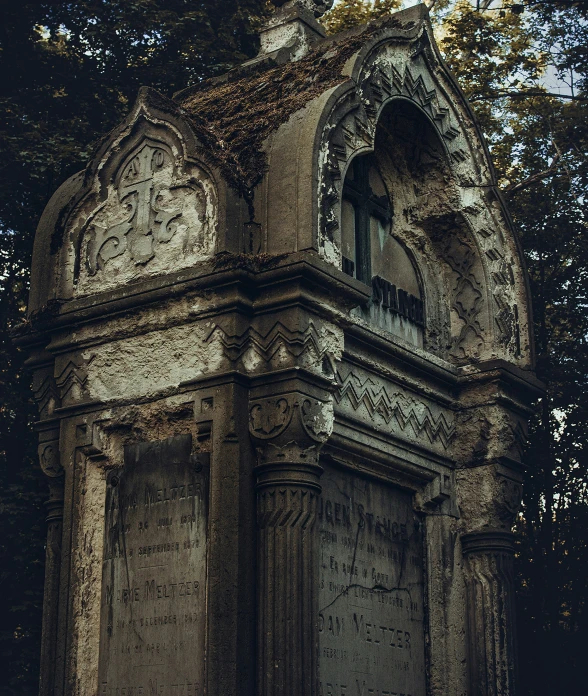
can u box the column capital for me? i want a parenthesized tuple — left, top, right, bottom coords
(249, 392, 333, 469)
(456, 463, 523, 532)
(250, 391, 330, 695)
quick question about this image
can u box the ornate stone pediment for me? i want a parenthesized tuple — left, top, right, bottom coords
(71, 132, 217, 296)
(313, 19, 530, 366)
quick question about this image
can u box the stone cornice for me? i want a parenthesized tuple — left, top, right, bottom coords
(14, 251, 370, 347)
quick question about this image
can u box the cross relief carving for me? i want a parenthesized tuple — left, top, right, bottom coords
(82, 139, 215, 277)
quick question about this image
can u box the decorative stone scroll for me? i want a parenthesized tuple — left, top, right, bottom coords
(38, 441, 63, 478)
(74, 137, 217, 295)
(250, 394, 334, 463)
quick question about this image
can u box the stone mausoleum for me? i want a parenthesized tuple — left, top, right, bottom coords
(19, 1, 543, 694)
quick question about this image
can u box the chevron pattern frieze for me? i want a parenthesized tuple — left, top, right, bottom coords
(205, 321, 341, 365)
(336, 369, 455, 449)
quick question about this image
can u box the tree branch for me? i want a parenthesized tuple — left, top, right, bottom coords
(470, 91, 588, 101)
(503, 153, 561, 196)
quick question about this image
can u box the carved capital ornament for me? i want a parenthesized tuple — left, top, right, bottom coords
(249, 394, 333, 468)
(38, 443, 63, 478)
(248, 393, 333, 695)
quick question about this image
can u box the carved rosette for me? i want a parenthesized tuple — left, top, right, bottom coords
(249, 394, 333, 696)
(461, 531, 518, 696)
(38, 441, 63, 478)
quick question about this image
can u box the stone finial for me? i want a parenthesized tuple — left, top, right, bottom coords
(259, 0, 330, 61)
(270, 0, 334, 18)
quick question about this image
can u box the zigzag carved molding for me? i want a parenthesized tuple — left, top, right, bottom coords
(336, 369, 455, 449)
(55, 356, 95, 402)
(205, 321, 339, 365)
(32, 374, 61, 419)
(322, 62, 468, 242)
(258, 488, 318, 530)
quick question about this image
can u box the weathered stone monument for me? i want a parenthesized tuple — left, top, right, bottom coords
(20, 1, 543, 694)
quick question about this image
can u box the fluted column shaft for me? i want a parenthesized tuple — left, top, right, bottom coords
(256, 462, 321, 696)
(462, 530, 518, 696)
(249, 393, 332, 696)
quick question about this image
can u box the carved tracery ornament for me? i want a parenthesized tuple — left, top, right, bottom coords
(72, 135, 217, 295)
(87, 141, 213, 273)
(319, 43, 524, 362)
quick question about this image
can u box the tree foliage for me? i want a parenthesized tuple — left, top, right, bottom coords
(1, 1, 587, 694)
(0, 2, 267, 693)
(323, 0, 402, 33)
(437, 3, 588, 692)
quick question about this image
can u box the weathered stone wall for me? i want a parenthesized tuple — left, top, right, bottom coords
(19, 5, 542, 696)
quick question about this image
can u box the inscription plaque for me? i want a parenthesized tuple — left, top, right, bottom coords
(318, 465, 426, 696)
(98, 435, 208, 696)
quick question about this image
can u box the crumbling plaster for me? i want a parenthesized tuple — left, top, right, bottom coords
(312, 26, 531, 368)
(29, 6, 532, 374)
(63, 130, 218, 300)
(55, 398, 205, 695)
(19, 5, 543, 696)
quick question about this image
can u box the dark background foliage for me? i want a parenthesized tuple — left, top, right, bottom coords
(0, 2, 268, 692)
(1, 1, 587, 693)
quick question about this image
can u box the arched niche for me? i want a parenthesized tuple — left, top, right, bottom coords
(341, 152, 425, 348)
(340, 98, 491, 362)
(256, 13, 532, 366)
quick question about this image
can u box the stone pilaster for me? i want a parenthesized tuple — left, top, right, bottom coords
(461, 530, 518, 696)
(249, 393, 333, 696)
(37, 437, 64, 696)
(453, 364, 539, 696)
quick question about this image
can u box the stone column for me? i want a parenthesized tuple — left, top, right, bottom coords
(457, 460, 523, 696)
(461, 529, 518, 696)
(249, 394, 333, 696)
(37, 440, 64, 696)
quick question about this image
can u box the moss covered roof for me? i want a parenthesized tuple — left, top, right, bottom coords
(173, 14, 414, 204)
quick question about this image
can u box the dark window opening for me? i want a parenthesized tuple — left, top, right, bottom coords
(341, 155, 392, 284)
(341, 154, 425, 340)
